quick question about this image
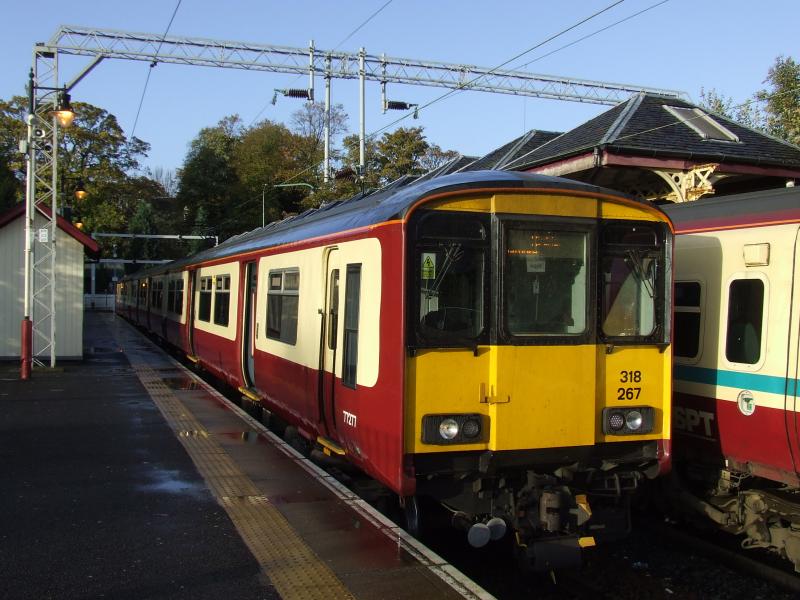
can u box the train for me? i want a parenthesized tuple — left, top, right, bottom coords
(116, 170, 673, 569)
(663, 186, 800, 571)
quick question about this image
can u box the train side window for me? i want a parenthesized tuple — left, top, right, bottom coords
(167, 280, 176, 314)
(266, 269, 299, 344)
(343, 264, 362, 388)
(674, 281, 702, 359)
(175, 279, 184, 315)
(214, 275, 231, 326)
(328, 269, 340, 350)
(725, 279, 764, 365)
(198, 276, 213, 322)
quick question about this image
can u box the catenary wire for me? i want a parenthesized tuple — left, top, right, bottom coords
(131, 0, 183, 138)
(512, 0, 670, 71)
(248, 0, 395, 127)
(275, 0, 627, 185)
(366, 0, 626, 139)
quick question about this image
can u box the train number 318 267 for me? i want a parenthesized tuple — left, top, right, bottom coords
(618, 370, 642, 400)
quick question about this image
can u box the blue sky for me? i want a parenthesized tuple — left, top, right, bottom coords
(2, 0, 797, 174)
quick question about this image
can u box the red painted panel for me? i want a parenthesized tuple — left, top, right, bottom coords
(674, 391, 796, 479)
(193, 328, 242, 389)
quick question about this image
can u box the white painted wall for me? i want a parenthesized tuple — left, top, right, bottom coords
(0, 211, 87, 360)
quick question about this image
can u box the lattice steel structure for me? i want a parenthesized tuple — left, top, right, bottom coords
(49, 25, 684, 104)
(24, 47, 62, 368)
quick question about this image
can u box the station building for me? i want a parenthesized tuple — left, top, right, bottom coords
(0, 203, 99, 360)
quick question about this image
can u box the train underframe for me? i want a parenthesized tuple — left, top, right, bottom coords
(413, 441, 662, 570)
(668, 462, 800, 572)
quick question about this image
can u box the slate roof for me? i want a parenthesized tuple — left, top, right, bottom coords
(504, 93, 800, 172)
(460, 129, 562, 172)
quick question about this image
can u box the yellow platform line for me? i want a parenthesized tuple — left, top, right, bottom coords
(122, 353, 353, 600)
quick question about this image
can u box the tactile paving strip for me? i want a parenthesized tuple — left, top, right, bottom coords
(119, 339, 354, 600)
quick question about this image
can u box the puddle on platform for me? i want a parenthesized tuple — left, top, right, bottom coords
(161, 377, 202, 391)
(219, 431, 263, 444)
(138, 468, 206, 498)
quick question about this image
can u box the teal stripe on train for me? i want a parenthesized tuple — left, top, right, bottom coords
(674, 365, 799, 396)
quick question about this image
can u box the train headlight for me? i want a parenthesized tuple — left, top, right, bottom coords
(422, 414, 487, 445)
(625, 410, 643, 431)
(602, 407, 655, 435)
(439, 418, 460, 440)
(462, 417, 481, 439)
(608, 411, 625, 431)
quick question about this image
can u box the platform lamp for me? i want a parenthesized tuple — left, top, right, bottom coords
(20, 68, 76, 381)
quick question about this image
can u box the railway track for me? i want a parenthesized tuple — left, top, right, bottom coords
(638, 517, 800, 596)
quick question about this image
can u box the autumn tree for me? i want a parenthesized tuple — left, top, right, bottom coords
(758, 56, 800, 145)
(700, 55, 799, 145)
(177, 115, 242, 241)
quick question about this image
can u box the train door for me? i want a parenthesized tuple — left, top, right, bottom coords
(319, 247, 341, 437)
(241, 261, 257, 388)
(790, 227, 800, 478)
(188, 269, 198, 357)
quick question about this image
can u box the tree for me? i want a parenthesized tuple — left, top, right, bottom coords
(420, 143, 460, 173)
(699, 88, 766, 131)
(699, 55, 799, 145)
(231, 119, 308, 230)
(149, 166, 178, 197)
(758, 56, 800, 145)
(129, 200, 159, 260)
(0, 96, 27, 180)
(375, 127, 430, 182)
(177, 116, 242, 241)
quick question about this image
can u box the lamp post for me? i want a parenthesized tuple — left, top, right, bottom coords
(21, 68, 75, 380)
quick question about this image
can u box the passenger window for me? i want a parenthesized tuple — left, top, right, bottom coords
(725, 279, 764, 365)
(266, 269, 300, 344)
(328, 270, 339, 350)
(175, 279, 184, 315)
(674, 281, 702, 358)
(198, 276, 213, 322)
(343, 264, 361, 388)
(167, 280, 176, 314)
(214, 275, 231, 326)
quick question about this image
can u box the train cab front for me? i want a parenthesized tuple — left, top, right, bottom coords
(403, 188, 672, 570)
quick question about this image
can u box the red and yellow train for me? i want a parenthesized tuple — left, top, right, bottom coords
(117, 171, 673, 568)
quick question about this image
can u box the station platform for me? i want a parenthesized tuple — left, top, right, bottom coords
(0, 312, 492, 600)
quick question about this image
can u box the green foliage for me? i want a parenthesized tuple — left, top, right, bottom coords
(758, 56, 800, 145)
(700, 55, 799, 145)
(0, 156, 20, 211)
(0, 96, 27, 179)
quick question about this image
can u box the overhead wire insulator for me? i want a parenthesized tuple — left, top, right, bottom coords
(386, 100, 412, 111)
(285, 88, 311, 99)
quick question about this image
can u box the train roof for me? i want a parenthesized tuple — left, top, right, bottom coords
(124, 170, 659, 280)
(662, 186, 800, 233)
